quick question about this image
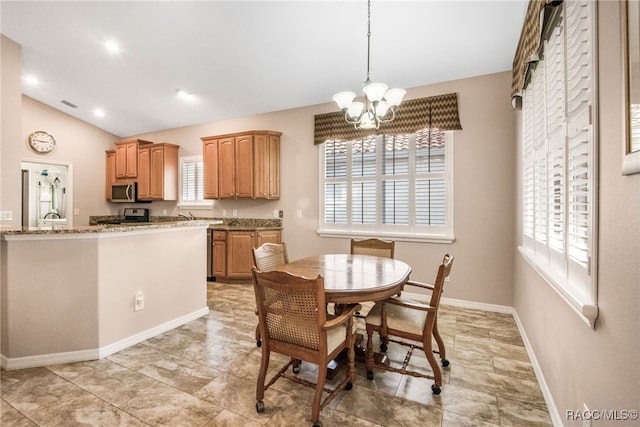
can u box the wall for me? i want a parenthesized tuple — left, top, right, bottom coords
(21, 96, 119, 225)
(513, 2, 640, 425)
(132, 71, 517, 306)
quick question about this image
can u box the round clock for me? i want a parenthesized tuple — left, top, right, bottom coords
(29, 131, 56, 153)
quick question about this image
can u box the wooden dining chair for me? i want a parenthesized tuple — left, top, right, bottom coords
(350, 238, 395, 259)
(350, 238, 395, 317)
(364, 254, 454, 395)
(252, 242, 289, 347)
(252, 269, 360, 427)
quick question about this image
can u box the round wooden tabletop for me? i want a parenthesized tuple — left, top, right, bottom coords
(275, 254, 412, 304)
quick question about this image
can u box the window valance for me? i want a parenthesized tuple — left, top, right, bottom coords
(511, 0, 563, 105)
(313, 92, 462, 145)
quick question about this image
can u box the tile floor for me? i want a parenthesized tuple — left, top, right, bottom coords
(1, 282, 552, 426)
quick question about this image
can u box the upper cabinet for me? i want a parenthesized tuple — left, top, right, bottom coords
(115, 139, 153, 179)
(201, 130, 281, 200)
(105, 150, 116, 200)
(105, 140, 179, 202)
(138, 143, 179, 201)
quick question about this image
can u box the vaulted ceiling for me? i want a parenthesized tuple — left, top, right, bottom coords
(2, 1, 527, 137)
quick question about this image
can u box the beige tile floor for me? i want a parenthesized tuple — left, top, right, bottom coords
(1, 281, 552, 426)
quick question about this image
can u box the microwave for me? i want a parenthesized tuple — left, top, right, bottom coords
(111, 182, 137, 203)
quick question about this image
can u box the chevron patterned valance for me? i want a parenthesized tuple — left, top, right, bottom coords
(511, 0, 563, 102)
(314, 92, 462, 145)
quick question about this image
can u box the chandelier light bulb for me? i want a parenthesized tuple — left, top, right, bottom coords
(363, 82, 388, 102)
(384, 88, 407, 107)
(347, 102, 365, 120)
(333, 91, 356, 110)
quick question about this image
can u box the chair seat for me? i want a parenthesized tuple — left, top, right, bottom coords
(366, 300, 427, 337)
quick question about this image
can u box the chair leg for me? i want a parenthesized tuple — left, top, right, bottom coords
(312, 362, 327, 426)
(365, 327, 375, 380)
(432, 315, 448, 366)
(255, 323, 262, 347)
(255, 349, 270, 411)
(424, 316, 442, 394)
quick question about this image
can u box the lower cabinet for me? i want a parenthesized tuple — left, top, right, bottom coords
(213, 229, 281, 280)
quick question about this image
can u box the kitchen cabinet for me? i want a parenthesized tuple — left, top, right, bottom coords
(202, 139, 219, 199)
(137, 143, 179, 201)
(213, 228, 281, 280)
(105, 150, 116, 200)
(212, 230, 227, 278)
(115, 139, 153, 179)
(201, 130, 281, 200)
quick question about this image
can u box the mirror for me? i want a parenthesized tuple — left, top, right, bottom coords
(623, 0, 640, 174)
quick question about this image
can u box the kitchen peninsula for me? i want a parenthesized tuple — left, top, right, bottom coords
(0, 220, 213, 370)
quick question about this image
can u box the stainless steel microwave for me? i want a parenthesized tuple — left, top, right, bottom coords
(111, 182, 137, 203)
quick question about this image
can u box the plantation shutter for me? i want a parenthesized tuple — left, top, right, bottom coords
(324, 140, 348, 224)
(565, 0, 593, 270)
(181, 157, 204, 203)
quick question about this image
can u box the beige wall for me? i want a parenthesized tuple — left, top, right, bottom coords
(513, 1, 640, 424)
(21, 96, 119, 225)
(133, 71, 517, 306)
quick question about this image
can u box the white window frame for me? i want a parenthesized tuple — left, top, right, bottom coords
(178, 155, 213, 208)
(519, 0, 599, 327)
(318, 131, 454, 243)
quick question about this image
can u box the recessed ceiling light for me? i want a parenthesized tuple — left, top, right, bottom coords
(93, 109, 106, 117)
(24, 75, 39, 86)
(175, 88, 195, 101)
(104, 39, 120, 54)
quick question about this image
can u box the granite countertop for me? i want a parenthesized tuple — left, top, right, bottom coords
(0, 220, 216, 236)
(1, 216, 282, 237)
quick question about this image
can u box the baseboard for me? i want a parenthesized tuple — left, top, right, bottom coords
(1, 306, 210, 371)
(403, 291, 562, 426)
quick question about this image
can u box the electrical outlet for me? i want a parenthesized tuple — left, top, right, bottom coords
(0, 211, 12, 221)
(134, 291, 145, 311)
(232, 209, 238, 217)
(273, 209, 279, 218)
(74, 208, 80, 215)
(296, 209, 302, 218)
(222, 209, 227, 217)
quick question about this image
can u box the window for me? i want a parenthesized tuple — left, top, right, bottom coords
(319, 129, 453, 243)
(520, 0, 598, 326)
(178, 155, 212, 208)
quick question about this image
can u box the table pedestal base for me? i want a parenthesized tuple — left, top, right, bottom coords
(326, 333, 389, 379)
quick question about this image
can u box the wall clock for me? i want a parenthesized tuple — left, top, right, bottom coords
(28, 131, 56, 153)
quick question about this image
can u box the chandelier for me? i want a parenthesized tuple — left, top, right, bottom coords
(333, 0, 406, 130)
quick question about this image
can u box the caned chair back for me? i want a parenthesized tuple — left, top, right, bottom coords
(252, 269, 326, 350)
(350, 238, 395, 259)
(252, 242, 289, 271)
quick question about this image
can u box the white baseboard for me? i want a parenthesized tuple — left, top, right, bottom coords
(403, 291, 562, 426)
(1, 306, 209, 371)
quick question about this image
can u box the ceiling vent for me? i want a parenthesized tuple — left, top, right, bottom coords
(60, 100, 77, 108)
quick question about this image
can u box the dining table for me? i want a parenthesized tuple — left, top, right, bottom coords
(274, 253, 412, 377)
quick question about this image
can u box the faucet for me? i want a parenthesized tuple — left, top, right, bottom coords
(178, 211, 195, 220)
(44, 212, 61, 219)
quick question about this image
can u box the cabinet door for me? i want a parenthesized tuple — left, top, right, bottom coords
(125, 142, 139, 177)
(213, 240, 227, 277)
(218, 137, 235, 198)
(105, 150, 115, 200)
(268, 134, 280, 198)
(234, 135, 254, 198)
(203, 139, 219, 199)
(149, 146, 165, 199)
(253, 134, 269, 199)
(115, 144, 128, 178)
(137, 148, 151, 200)
(256, 230, 281, 246)
(226, 231, 255, 278)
